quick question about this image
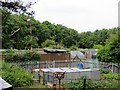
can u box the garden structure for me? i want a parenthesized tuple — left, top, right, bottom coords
(41, 48, 70, 61)
(40, 48, 71, 68)
(32, 68, 100, 87)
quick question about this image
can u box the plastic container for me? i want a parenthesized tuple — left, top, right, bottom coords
(77, 63, 83, 69)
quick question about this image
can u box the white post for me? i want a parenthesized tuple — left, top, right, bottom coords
(112, 63, 114, 73)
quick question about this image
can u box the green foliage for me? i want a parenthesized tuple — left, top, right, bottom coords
(41, 39, 56, 48)
(93, 80, 107, 89)
(43, 73, 46, 85)
(97, 45, 109, 62)
(69, 46, 78, 50)
(3, 48, 16, 56)
(93, 44, 103, 49)
(93, 80, 118, 88)
(78, 31, 94, 49)
(97, 30, 120, 63)
(100, 68, 111, 74)
(63, 76, 95, 89)
(2, 63, 34, 87)
(4, 49, 40, 63)
(24, 50, 40, 61)
(24, 35, 39, 49)
(2, 6, 119, 50)
(63, 75, 119, 89)
(93, 29, 109, 45)
(101, 73, 120, 80)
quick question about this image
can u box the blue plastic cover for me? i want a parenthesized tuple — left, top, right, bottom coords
(77, 63, 83, 69)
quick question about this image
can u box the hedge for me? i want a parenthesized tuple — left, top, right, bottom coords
(3, 49, 40, 63)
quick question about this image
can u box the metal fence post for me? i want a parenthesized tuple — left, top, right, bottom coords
(83, 78, 86, 90)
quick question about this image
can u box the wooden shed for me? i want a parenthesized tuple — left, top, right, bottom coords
(41, 48, 70, 61)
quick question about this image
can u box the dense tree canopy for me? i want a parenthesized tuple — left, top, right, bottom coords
(1, 10, 118, 50)
(0, 0, 117, 54)
(1, 2, 119, 64)
(97, 28, 120, 63)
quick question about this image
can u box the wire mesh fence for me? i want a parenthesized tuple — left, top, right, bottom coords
(9, 59, 119, 73)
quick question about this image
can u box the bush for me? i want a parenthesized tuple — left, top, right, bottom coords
(24, 51, 40, 61)
(100, 68, 111, 74)
(94, 79, 119, 88)
(94, 80, 107, 88)
(4, 49, 40, 63)
(93, 44, 103, 49)
(63, 76, 119, 89)
(69, 46, 78, 50)
(101, 73, 120, 80)
(63, 76, 95, 89)
(2, 63, 34, 87)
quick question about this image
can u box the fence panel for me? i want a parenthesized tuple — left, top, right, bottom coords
(10, 60, 120, 73)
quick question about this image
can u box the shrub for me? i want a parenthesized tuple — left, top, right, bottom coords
(94, 80, 107, 88)
(69, 46, 78, 50)
(63, 76, 119, 89)
(2, 63, 34, 87)
(63, 76, 95, 89)
(94, 80, 119, 88)
(4, 49, 40, 63)
(93, 44, 103, 49)
(24, 51, 40, 61)
(101, 73, 120, 80)
(100, 68, 111, 74)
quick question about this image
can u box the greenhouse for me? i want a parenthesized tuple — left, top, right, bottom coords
(33, 67, 100, 86)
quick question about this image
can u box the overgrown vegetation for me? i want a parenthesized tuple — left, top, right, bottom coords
(2, 62, 34, 87)
(1, 0, 120, 89)
(3, 49, 40, 63)
(97, 30, 120, 63)
(63, 74, 119, 89)
(101, 73, 119, 80)
(1, 5, 119, 50)
(100, 68, 112, 74)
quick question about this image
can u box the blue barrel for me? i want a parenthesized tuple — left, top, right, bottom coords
(77, 63, 83, 69)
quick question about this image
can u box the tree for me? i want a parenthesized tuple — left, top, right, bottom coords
(93, 29, 109, 45)
(0, 0, 35, 15)
(1, 3, 119, 50)
(41, 39, 56, 48)
(1, 0, 38, 49)
(97, 29, 120, 63)
(24, 35, 38, 49)
(78, 31, 94, 48)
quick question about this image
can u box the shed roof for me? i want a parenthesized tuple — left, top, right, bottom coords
(40, 67, 99, 73)
(44, 48, 68, 53)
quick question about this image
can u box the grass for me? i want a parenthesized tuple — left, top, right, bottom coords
(0, 60, 3, 76)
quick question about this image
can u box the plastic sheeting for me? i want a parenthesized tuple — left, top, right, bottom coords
(40, 68, 100, 84)
(0, 77, 12, 89)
